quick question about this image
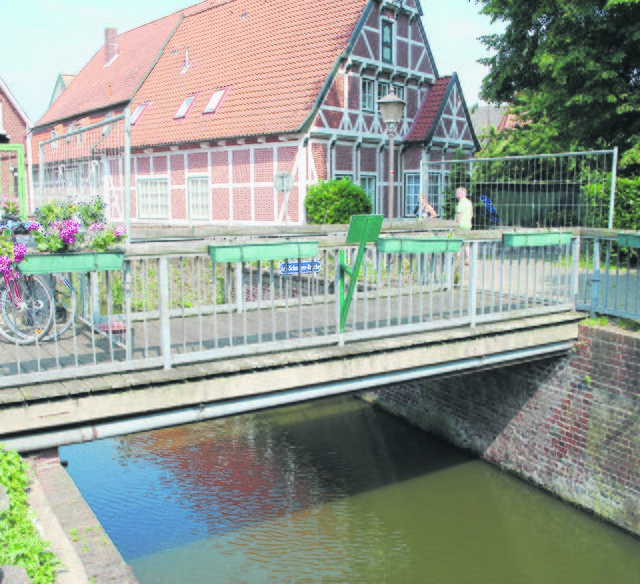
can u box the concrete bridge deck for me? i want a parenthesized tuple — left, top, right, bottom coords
(0, 310, 584, 452)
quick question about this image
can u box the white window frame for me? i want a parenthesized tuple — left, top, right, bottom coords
(405, 173, 421, 217)
(50, 129, 58, 150)
(377, 82, 390, 112)
(362, 78, 375, 112)
(393, 84, 405, 118)
(174, 95, 196, 119)
(204, 88, 228, 114)
(425, 171, 450, 216)
(187, 175, 211, 222)
(131, 103, 149, 125)
(381, 20, 394, 64)
(359, 174, 377, 213)
(137, 177, 171, 220)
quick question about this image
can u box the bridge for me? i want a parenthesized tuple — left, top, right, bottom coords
(1, 221, 636, 451)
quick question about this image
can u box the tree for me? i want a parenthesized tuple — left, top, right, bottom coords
(477, 0, 640, 173)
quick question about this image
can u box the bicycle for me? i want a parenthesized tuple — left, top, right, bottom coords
(0, 272, 54, 344)
(39, 273, 76, 342)
(0, 219, 76, 344)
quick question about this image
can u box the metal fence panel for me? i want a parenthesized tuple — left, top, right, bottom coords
(422, 150, 617, 230)
(578, 236, 640, 320)
(34, 113, 130, 230)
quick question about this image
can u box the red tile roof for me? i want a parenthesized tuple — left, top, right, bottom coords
(37, 12, 182, 127)
(129, 0, 369, 146)
(404, 76, 451, 143)
(497, 112, 520, 132)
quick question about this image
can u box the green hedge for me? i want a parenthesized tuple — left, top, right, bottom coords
(305, 178, 372, 224)
(584, 175, 640, 231)
(0, 447, 58, 583)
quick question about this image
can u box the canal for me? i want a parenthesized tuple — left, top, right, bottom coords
(60, 395, 640, 583)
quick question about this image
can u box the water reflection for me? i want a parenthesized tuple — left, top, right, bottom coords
(61, 396, 640, 584)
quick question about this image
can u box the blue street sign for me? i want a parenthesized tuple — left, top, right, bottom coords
(279, 260, 321, 275)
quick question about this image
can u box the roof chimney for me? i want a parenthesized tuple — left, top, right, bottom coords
(104, 28, 118, 65)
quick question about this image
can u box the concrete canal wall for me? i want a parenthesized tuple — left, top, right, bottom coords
(364, 324, 639, 536)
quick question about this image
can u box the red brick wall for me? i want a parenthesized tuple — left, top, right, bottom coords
(1, 89, 28, 146)
(365, 324, 640, 536)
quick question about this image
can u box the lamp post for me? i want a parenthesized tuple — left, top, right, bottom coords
(378, 89, 406, 219)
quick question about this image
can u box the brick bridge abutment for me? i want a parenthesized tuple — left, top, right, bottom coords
(364, 324, 639, 537)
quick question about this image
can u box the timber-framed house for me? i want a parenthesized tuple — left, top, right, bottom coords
(31, 0, 479, 225)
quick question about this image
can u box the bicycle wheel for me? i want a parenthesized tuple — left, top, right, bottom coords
(1, 276, 54, 344)
(41, 274, 76, 341)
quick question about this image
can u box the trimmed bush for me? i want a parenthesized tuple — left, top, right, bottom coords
(305, 178, 372, 224)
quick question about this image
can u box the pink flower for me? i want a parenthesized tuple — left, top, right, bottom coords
(89, 222, 106, 232)
(0, 255, 12, 274)
(13, 243, 27, 263)
(114, 226, 127, 238)
(27, 222, 40, 232)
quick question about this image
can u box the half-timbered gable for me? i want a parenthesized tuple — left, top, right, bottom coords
(31, 0, 478, 225)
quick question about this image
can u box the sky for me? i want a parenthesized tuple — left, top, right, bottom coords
(0, 0, 502, 124)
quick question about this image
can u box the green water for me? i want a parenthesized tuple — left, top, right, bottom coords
(61, 396, 640, 584)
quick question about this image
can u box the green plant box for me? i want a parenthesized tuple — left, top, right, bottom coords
(616, 233, 640, 249)
(502, 231, 572, 248)
(377, 237, 463, 254)
(208, 241, 319, 263)
(19, 252, 125, 274)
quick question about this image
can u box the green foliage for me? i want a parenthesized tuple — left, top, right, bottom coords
(584, 176, 640, 230)
(31, 197, 126, 255)
(0, 446, 59, 583)
(90, 227, 126, 252)
(477, 0, 640, 171)
(1, 197, 20, 217)
(76, 198, 107, 228)
(305, 179, 372, 224)
(34, 201, 75, 226)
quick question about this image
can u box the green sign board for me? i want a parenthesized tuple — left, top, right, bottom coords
(345, 215, 384, 245)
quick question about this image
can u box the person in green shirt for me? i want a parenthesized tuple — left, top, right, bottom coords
(455, 186, 473, 267)
(455, 187, 473, 230)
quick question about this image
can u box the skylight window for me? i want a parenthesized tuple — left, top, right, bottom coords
(131, 103, 149, 125)
(203, 88, 228, 114)
(175, 95, 196, 119)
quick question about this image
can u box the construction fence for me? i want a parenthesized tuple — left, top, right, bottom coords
(422, 149, 618, 230)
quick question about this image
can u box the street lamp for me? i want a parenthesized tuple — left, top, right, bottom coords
(378, 89, 406, 219)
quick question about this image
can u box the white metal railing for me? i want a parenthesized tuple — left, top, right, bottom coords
(578, 235, 640, 319)
(0, 237, 580, 388)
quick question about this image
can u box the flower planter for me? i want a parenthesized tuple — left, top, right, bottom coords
(616, 233, 640, 249)
(19, 251, 125, 274)
(377, 237, 463, 254)
(208, 241, 319, 263)
(502, 231, 572, 248)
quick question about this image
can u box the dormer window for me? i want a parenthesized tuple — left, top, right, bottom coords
(382, 21, 393, 64)
(175, 95, 196, 119)
(203, 88, 228, 114)
(131, 103, 149, 125)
